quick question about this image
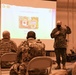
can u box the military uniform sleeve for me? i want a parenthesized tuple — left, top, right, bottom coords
(51, 28, 58, 38)
(10, 40, 17, 52)
(16, 41, 25, 63)
(42, 43, 46, 56)
(16, 44, 23, 63)
(66, 26, 71, 34)
(16, 40, 29, 63)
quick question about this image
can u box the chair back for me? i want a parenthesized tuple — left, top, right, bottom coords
(0, 52, 17, 68)
(27, 56, 52, 75)
(1, 52, 17, 62)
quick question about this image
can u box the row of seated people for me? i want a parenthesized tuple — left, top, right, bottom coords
(0, 30, 46, 75)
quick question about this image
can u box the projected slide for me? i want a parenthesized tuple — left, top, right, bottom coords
(1, 4, 56, 39)
(19, 16, 38, 29)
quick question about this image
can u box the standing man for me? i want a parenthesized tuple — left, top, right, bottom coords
(50, 21, 71, 69)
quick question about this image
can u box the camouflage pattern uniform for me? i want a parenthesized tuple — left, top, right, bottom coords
(17, 38, 45, 63)
(10, 38, 46, 75)
(51, 26, 71, 67)
(0, 39, 17, 57)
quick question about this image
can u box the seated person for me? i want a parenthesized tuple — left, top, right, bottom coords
(0, 30, 17, 68)
(0, 30, 17, 57)
(10, 31, 46, 75)
(17, 31, 46, 63)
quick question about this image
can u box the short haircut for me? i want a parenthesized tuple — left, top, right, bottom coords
(27, 31, 36, 39)
(2, 31, 10, 39)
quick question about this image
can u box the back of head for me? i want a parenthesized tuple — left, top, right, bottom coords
(2, 31, 10, 39)
(57, 20, 62, 25)
(27, 31, 36, 39)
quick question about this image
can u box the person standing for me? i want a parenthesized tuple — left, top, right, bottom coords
(50, 21, 71, 69)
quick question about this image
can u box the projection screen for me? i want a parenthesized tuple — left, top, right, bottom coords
(1, 0, 56, 50)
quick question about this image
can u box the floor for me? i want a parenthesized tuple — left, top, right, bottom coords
(1, 57, 75, 75)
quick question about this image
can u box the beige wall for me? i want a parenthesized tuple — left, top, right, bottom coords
(57, 0, 76, 53)
(1, 0, 56, 9)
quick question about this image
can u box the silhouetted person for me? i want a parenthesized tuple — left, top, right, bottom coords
(51, 21, 71, 69)
(10, 31, 46, 75)
(0, 30, 17, 57)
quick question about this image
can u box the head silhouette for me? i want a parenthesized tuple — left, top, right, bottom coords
(26, 31, 36, 39)
(2, 31, 10, 39)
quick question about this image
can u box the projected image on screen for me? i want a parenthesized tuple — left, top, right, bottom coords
(1, 3, 56, 39)
(19, 16, 38, 29)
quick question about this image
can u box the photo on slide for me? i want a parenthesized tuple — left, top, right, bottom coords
(19, 16, 38, 29)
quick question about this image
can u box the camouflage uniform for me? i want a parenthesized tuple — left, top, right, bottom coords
(0, 38, 17, 68)
(10, 38, 45, 75)
(0, 39, 17, 57)
(17, 38, 45, 63)
(51, 26, 71, 67)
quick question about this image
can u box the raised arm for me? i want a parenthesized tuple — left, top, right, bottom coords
(65, 25, 71, 34)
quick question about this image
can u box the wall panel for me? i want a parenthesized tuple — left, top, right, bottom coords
(57, 0, 76, 53)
